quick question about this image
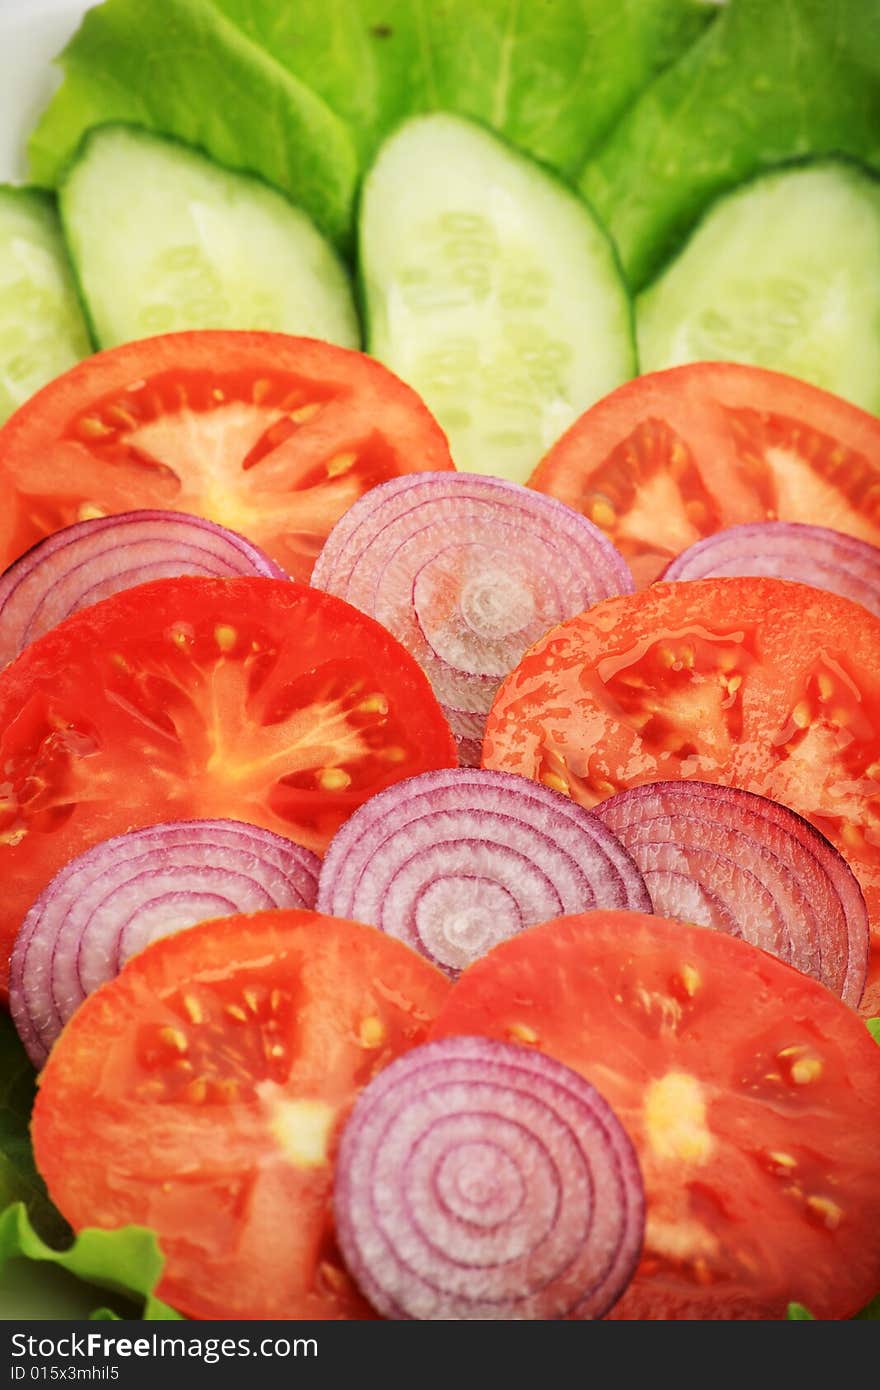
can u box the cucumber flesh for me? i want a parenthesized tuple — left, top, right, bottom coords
(637, 161, 880, 414)
(0, 187, 91, 424)
(360, 115, 635, 483)
(60, 125, 359, 351)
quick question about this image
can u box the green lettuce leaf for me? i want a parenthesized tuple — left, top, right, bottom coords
(0, 1204, 182, 1320)
(788, 1295, 880, 1321)
(209, 0, 715, 176)
(787, 1302, 815, 1320)
(0, 1016, 179, 1319)
(0, 1014, 66, 1242)
(867, 1017, 880, 1046)
(28, 0, 358, 249)
(582, 0, 880, 288)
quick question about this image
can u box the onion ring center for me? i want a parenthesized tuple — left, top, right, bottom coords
(413, 544, 537, 674)
(436, 1141, 524, 1227)
(414, 876, 521, 970)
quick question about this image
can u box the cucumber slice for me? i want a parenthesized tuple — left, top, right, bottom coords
(360, 114, 634, 483)
(637, 161, 880, 414)
(0, 187, 91, 424)
(60, 125, 359, 351)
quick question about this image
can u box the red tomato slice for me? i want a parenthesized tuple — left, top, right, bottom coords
(0, 332, 454, 582)
(0, 576, 456, 992)
(483, 577, 880, 1014)
(32, 910, 451, 1320)
(528, 364, 880, 587)
(429, 911, 880, 1320)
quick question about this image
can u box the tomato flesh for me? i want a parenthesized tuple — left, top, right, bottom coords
(483, 577, 880, 1014)
(429, 911, 880, 1320)
(0, 576, 456, 990)
(32, 911, 451, 1320)
(528, 364, 880, 586)
(0, 332, 455, 581)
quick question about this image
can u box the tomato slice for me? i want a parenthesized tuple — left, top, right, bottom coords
(482, 577, 880, 1014)
(429, 911, 880, 1320)
(32, 910, 451, 1320)
(527, 364, 880, 587)
(0, 331, 454, 582)
(0, 576, 456, 991)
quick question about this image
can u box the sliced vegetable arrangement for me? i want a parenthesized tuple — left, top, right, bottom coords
(1, 0, 880, 1325)
(429, 912, 880, 1321)
(317, 769, 650, 975)
(0, 332, 455, 581)
(31, 912, 451, 1320)
(483, 576, 880, 1014)
(0, 510, 285, 669)
(528, 364, 880, 586)
(0, 575, 456, 990)
(594, 782, 869, 1007)
(10, 820, 321, 1067)
(313, 472, 633, 760)
(334, 1036, 645, 1320)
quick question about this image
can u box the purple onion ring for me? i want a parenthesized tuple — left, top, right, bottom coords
(334, 1036, 645, 1320)
(10, 818, 320, 1066)
(317, 768, 650, 976)
(594, 781, 868, 1007)
(661, 521, 880, 617)
(312, 473, 633, 762)
(0, 509, 286, 668)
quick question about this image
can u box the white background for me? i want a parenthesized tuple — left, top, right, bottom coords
(0, 0, 96, 181)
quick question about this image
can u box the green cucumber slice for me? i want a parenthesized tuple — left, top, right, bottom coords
(0, 187, 91, 424)
(60, 126, 360, 351)
(360, 114, 634, 483)
(637, 161, 880, 413)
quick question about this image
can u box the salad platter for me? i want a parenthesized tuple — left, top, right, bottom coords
(0, 0, 879, 1324)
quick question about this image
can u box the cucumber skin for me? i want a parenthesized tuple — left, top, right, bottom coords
(641, 152, 880, 288)
(0, 185, 93, 422)
(58, 123, 361, 353)
(580, 0, 880, 292)
(27, 0, 359, 256)
(359, 119, 637, 365)
(360, 114, 637, 481)
(635, 155, 880, 415)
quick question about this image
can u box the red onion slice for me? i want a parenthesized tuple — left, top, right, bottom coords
(594, 781, 869, 1007)
(312, 473, 633, 762)
(661, 522, 880, 616)
(334, 1035, 645, 1320)
(317, 768, 649, 976)
(0, 510, 286, 668)
(9, 819, 320, 1067)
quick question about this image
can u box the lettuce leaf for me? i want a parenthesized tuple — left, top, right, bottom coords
(788, 1296, 880, 1321)
(28, 0, 358, 250)
(787, 1302, 814, 1320)
(0, 1204, 182, 1320)
(0, 1015, 179, 1319)
(209, 0, 715, 176)
(0, 1014, 66, 1242)
(582, 0, 880, 288)
(27, 0, 713, 253)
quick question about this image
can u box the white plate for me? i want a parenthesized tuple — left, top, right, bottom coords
(0, 0, 95, 183)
